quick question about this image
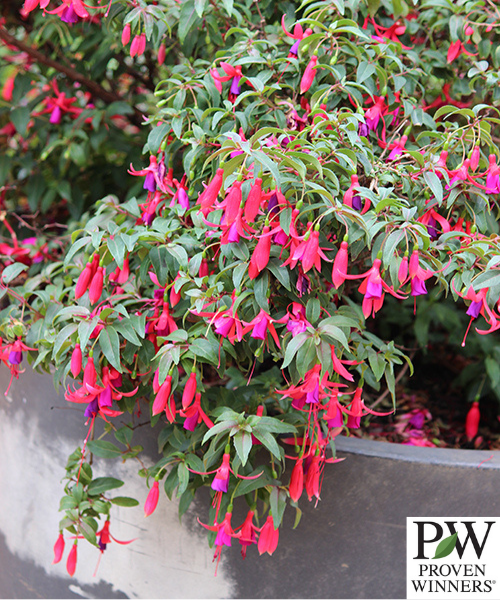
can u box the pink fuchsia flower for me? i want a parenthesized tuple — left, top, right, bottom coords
(212, 452, 231, 493)
(96, 519, 135, 554)
(199, 510, 240, 573)
(52, 533, 65, 564)
(197, 168, 224, 216)
(364, 96, 387, 132)
(70, 344, 82, 378)
(242, 309, 287, 348)
(245, 177, 263, 223)
(66, 542, 78, 577)
(181, 392, 214, 431)
(285, 302, 312, 337)
(355, 258, 406, 318)
(152, 375, 172, 415)
(258, 515, 279, 556)
(332, 239, 349, 288)
(465, 402, 480, 441)
(343, 175, 368, 212)
(288, 223, 329, 273)
(237, 509, 259, 558)
(300, 55, 318, 94)
(288, 458, 304, 502)
(249, 225, 272, 280)
(484, 154, 500, 193)
(144, 480, 160, 516)
(210, 63, 244, 102)
(22, 0, 50, 13)
(128, 155, 167, 194)
(387, 135, 408, 161)
(343, 386, 393, 429)
(130, 33, 146, 57)
(281, 16, 313, 57)
(121, 23, 131, 46)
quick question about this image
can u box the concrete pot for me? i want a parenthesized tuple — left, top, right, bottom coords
(0, 367, 499, 599)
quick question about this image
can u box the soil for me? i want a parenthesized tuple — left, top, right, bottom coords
(350, 347, 500, 451)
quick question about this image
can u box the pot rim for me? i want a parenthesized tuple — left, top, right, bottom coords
(334, 435, 500, 470)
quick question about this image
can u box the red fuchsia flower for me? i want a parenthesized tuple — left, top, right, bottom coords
(128, 155, 167, 194)
(465, 401, 480, 441)
(197, 168, 224, 216)
(70, 344, 82, 378)
(237, 509, 259, 558)
(152, 375, 172, 415)
(242, 309, 287, 348)
(324, 390, 345, 429)
(446, 158, 476, 190)
(364, 96, 387, 133)
(470, 146, 480, 171)
(181, 392, 214, 431)
(249, 224, 272, 280)
(343, 386, 393, 429)
(245, 177, 263, 222)
(451, 284, 497, 343)
(52, 533, 65, 564)
(75, 253, 99, 299)
(289, 457, 304, 502)
(182, 371, 197, 410)
(258, 515, 279, 556)
(144, 480, 160, 516)
(447, 40, 463, 63)
(418, 208, 451, 240)
(305, 451, 321, 502)
(88, 265, 104, 305)
(281, 16, 313, 58)
(66, 542, 78, 577)
(406, 250, 434, 299)
(343, 174, 367, 212)
(158, 43, 166, 66)
(288, 223, 329, 273)
(154, 301, 178, 337)
(108, 255, 130, 287)
(277, 364, 344, 409)
(210, 63, 244, 102)
(22, 0, 50, 14)
(45, 0, 94, 23)
(363, 16, 410, 47)
(300, 55, 318, 95)
(96, 519, 135, 554)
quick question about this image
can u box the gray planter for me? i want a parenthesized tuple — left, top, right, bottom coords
(1, 367, 499, 599)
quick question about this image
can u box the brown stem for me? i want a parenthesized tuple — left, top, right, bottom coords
(0, 26, 145, 128)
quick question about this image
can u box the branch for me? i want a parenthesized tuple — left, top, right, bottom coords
(0, 26, 145, 128)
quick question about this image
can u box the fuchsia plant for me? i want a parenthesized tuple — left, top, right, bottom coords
(2, 0, 500, 578)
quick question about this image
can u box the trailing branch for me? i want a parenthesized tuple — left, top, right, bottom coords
(0, 26, 145, 128)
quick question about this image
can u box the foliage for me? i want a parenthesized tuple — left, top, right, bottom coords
(1, 0, 500, 574)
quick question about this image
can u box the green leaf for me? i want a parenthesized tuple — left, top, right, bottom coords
(233, 431, 253, 466)
(433, 533, 458, 559)
(10, 106, 30, 137)
(423, 171, 443, 206)
(87, 440, 122, 459)
(282, 332, 308, 368)
(178, 0, 202, 45)
(269, 487, 287, 528)
(87, 477, 124, 495)
(99, 327, 122, 372)
(110, 496, 140, 507)
(1, 262, 28, 284)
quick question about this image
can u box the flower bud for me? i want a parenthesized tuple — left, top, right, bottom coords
(88, 266, 104, 305)
(66, 542, 77, 577)
(52, 532, 65, 564)
(144, 480, 160, 516)
(71, 344, 82, 378)
(121, 23, 131, 46)
(158, 43, 166, 66)
(465, 402, 480, 441)
(75, 262, 93, 299)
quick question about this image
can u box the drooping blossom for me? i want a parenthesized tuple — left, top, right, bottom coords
(281, 16, 312, 57)
(144, 480, 160, 516)
(258, 515, 279, 556)
(465, 402, 480, 441)
(237, 509, 259, 558)
(300, 55, 318, 94)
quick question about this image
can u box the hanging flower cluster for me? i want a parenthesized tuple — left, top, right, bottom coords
(2, 0, 500, 578)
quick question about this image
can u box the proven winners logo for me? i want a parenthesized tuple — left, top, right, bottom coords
(407, 518, 499, 599)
